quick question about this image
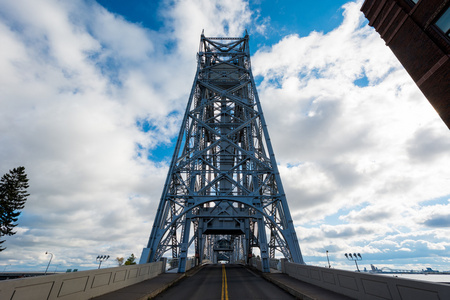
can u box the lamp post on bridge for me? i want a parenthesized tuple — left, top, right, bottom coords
(345, 253, 362, 272)
(45, 252, 53, 275)
(326, 250, 331, 268)
(54, 264, 61, 273)
(96, 255, 110, 269)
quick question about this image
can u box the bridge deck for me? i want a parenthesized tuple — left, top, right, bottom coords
(92, 264, 352, 300)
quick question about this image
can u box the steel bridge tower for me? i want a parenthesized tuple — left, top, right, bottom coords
(140, 32, 304, 272)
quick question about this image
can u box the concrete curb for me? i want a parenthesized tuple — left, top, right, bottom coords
(245, 265, 316, 300)
(185, 264, 206, 277)
(144, 274, 186, 300)
(262, 273, 316, 300)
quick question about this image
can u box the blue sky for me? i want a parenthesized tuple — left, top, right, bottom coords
(0, 0, 449, 273)
(96, 0, 350, 50)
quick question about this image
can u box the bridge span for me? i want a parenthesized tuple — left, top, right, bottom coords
(2, 260, 449, 299)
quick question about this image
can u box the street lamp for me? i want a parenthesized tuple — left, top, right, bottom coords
(345, 253, 362, 272)
(96, 255, 110, 269)
(326, 250, 331, 268)
(54, 264, 61, 273)
(45, 252, 53, 275)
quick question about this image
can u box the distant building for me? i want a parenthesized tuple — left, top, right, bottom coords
(361, 0, 450, 129)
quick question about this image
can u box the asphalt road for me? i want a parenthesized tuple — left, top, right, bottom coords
(153, 264, 296, 300)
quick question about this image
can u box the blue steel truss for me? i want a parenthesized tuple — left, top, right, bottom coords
(140, 33, 305, 272)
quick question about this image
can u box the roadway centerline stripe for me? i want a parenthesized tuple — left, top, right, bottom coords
(221, 265, 229, 300)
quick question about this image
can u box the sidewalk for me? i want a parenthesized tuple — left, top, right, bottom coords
(263, 272, 353, 300)
(91, 273, 184, 300)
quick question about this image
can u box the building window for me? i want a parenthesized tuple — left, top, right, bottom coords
(435, 7, 450, 38)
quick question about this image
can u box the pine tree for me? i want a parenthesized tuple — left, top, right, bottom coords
(0, 166, 29, 251)
(124, 254, 137, 265)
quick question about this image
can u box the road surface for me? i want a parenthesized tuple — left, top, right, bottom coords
(153, 264, 296, 300)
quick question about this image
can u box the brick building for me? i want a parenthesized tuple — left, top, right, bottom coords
(361, 0, 450, 129)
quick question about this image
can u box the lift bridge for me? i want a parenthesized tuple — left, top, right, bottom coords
(139, 32, 304, 273)
(2, 32, 449, 300)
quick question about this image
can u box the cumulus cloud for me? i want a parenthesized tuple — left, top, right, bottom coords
(413, 200, 450, 228)
(0, 0, 253, 270)
(251, 1, 450, 270)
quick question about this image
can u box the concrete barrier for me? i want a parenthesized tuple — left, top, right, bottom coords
(185, 258, 196, 271)
(250, 257, 279, 271)
(0, 261, 165, 300)
(250, 257, 262, 271)
(282, 260, 450, 300)
(269, 258, 279, 270)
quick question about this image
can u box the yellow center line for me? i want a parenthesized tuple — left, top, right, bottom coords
(221, 264, 228, 300)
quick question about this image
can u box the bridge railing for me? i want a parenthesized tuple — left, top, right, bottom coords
(185, 258, 196, 271)
(0, 260, 165, 300)
(280, 260, 450, 300)
(167, 257, 197, 272)
(269, 258, 280, 270)
(250, 257, 280, 271)
(250, 257, 261, 271)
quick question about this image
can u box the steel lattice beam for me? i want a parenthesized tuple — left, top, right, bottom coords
(140, 32, 305, 272)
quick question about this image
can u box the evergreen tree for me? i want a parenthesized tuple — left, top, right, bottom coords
(0, 166, 29, 251)
(124, 253, 137, 265)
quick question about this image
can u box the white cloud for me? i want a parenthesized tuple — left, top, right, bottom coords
(0, 0, 253, 270)
(162, 0, 251, 49)
(412, 201, 450, 228)
(252, 1, 450, 269)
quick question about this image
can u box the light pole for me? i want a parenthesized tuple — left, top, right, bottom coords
(326, 250, 331, 268)
(45, 252, 53, 275)
(96, 255, 110, 269)
(345, 253, 362, 272)
(54, 264, 61, 273)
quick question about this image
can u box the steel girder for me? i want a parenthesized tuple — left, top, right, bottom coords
(140, 33, 305, 272)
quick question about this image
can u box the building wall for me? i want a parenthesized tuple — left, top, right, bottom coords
(361, 0, 450, 129)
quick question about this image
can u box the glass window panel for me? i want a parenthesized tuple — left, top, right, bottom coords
(436, 7, 450, 37)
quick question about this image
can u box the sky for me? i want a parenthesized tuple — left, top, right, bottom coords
(0, 0, 449, 273)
